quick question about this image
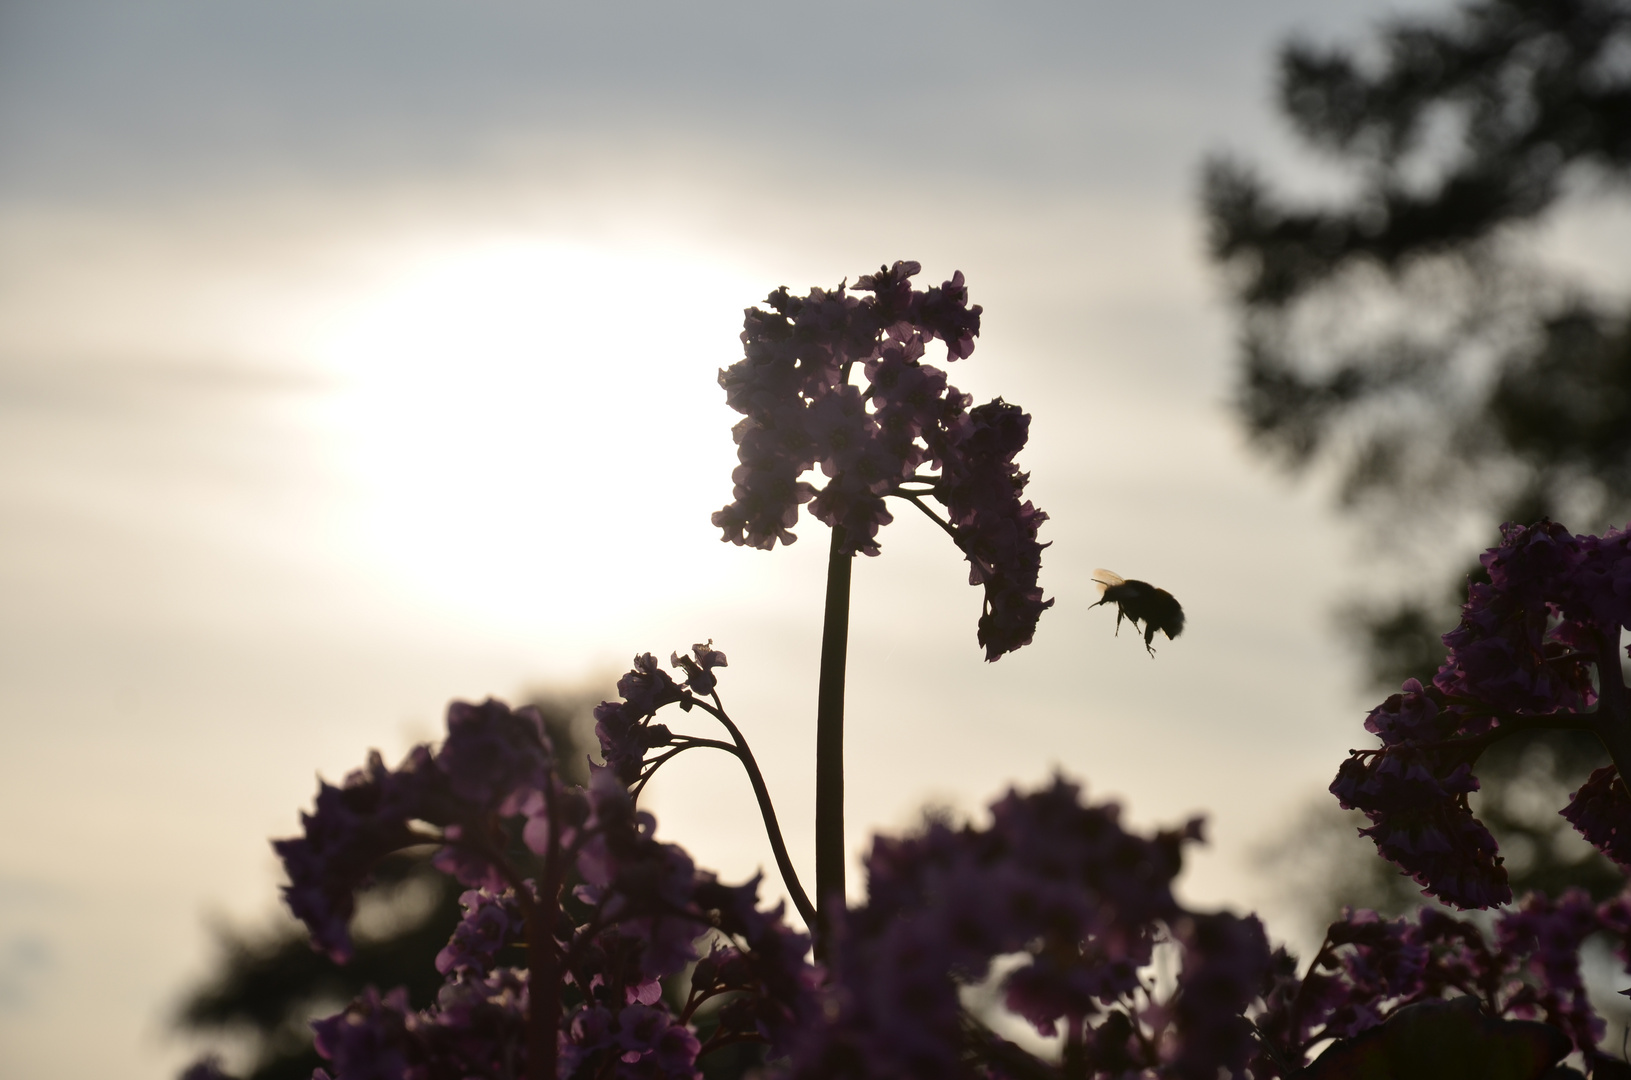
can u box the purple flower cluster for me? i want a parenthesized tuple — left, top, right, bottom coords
(271, 693, 816, 1080)
(1332, 521, 1631, 908)
(222, 685, 1631, 1080)
(792, 777, 1274, 1080)
(594, 646, 722, 788)
(274, 698, 556, 963)
(267, 724, 1319, 1080)
(1252, 892, 1631, 1075)
(1562, 766, 1631, 867)
(713, 261, 1052, 660)
(1437, 522, 1617, 713)
(1329, 679, 1509, 909)
(182, 259, 1631, 1080)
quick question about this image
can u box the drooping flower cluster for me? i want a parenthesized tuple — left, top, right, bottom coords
(271, 686, 817, 1080)
(594, 646, 722, 789)
(1332, 521, 1631, 908)
(1251, 892, 1631, 1076)
(713, 261, 1052, 660)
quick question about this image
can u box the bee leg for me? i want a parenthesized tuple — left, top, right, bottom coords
(1143, 624, 1158, 657)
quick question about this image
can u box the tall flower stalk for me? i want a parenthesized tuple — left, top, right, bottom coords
(814, 525, 854, 947)
(712, 261, 1053, 943)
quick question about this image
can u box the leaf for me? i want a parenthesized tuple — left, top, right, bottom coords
(1298, 996, 1570, 1080)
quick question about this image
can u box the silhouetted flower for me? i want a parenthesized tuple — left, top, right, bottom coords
(714, 262, 1052, 659)
(1562, 765, 1631, 869)
(791, 777, 1251, 1080)
(277, 685, 816, 1080)
(1334, 521, 1631, 908)
(436, 887, 528, 976)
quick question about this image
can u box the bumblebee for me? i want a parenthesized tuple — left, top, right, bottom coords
(1091, 570, 1184, 656)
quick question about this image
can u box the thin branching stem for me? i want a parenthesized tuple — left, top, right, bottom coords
(632, 739, 740, 801)
(686, 695, 819, 934)
(898, 491, 960, 543)
(1349, 710, 1597, 764)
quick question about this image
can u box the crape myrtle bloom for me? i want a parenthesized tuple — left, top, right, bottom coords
(713, 261, 1052, 660)
(1332, 521, 1631, 909)
(270, 689, 816, 1080)
(1248, 893, 1631, 1076)
(788, 776, 1273, 1080)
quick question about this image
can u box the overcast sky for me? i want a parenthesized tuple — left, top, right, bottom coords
(0, 2, 1483, 1077)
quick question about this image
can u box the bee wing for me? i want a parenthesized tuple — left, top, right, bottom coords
(1091, 569, 1125, 596)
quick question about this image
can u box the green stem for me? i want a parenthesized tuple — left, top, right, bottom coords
(815, 524, 853, 957)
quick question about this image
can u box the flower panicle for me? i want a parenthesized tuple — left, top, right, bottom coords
(271, 682, 816, 1080)
(1333, 521, 1631, 909)
(714, 261, 1051, 659)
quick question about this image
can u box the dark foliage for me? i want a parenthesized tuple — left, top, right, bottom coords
(1205, 0, 1631, 531)
(1209, 0, 1631, 919)
(1209, 0, 1631, 307)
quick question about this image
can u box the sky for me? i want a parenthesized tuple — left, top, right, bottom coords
(0, 1, 1498, 1076)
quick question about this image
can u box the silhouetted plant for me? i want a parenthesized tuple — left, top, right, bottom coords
(180, 267, 1631, 1080)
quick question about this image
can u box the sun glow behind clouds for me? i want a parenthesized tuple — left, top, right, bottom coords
(308, 240, 768, 642)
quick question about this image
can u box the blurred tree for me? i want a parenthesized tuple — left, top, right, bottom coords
(176, 687, 602, 1080)
(1207, 0, 1631, 925)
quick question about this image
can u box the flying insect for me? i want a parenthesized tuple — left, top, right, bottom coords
(1091, 569, 1184, 656)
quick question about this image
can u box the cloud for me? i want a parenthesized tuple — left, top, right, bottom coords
(0, 935, 52, 1010)
(0, 0, 1413, 202)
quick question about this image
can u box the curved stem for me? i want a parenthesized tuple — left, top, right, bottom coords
(1349, 710, 1598, 765)
(670, 735, 739, 751)
(686, 696, 819, 935)
(631, 739, 739, 802)
(1456, 711, 1595, 756)
(1282, 929, 1342, 1058)
(816, 524, 852, 956)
